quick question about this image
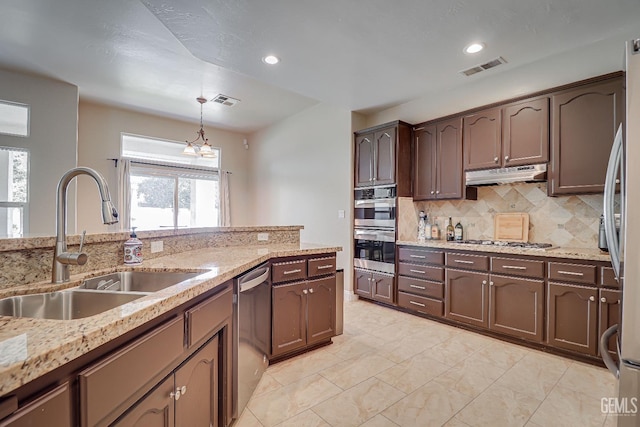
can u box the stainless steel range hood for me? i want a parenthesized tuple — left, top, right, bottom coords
(465, 163, 547, 186)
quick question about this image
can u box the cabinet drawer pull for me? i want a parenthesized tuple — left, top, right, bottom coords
(409, 284, 426, 290)
(409, 254, 426, 259)
(557, 270, 584, 276)
(409, 300, 426, 307)
(316, 265, 334, 270)
(283, 269, 302, 275)
(502, 265, 526, 270)
(454, 259, 474, 264)
(410, 269, 426, 274)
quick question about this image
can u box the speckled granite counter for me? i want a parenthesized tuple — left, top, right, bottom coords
(396, 240, 611, 262)
(0, 242, 340, 396)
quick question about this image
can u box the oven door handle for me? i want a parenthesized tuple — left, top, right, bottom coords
(354, 198, 396, 208)
(239, 268, 270, 293)
(354, 230, 396, 242)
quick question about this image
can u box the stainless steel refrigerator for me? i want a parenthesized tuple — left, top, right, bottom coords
(601, 38, 640, 425)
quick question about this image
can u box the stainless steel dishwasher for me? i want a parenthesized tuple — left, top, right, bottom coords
(233, 263, 271, 418)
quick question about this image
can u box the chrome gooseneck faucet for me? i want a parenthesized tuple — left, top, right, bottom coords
(52, 167, 119, 283)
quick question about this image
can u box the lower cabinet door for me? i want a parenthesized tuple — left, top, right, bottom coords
(354, 269, 373, 298)
(445, 269, 489, 328)
(489, 275, 544, 342)
(547, 282, 598, 355)
(306, 276, 336, 346)
(0, 383, 71, 427)
(113, 376, 175, 427)
(272, 282, 307, 357)
(175, 336, 219, 427)
(599, 288, 622, 358)
(371, 272, 394, 304)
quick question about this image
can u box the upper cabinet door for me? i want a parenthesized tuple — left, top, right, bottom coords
(354, 133, 374, 187)
(437, 118, 463, 199)
(373, 127, 396, 186)
(413, 125, 437, 200)
(549, 77, 624, 195)
(463, 107, 501, 171)
(502, 97, 549, 167)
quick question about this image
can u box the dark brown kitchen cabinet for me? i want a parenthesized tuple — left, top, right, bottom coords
(354, 121, 412, 195)
(0, 383, 71, 427)
(112, 376, 174, 427)
(549, 76, 624, 195)
(463, 107, 501, 171)
(489, 275, 544, 342)
(599, 288, 621, 358)
(445, 268, 489, 328)
(413, 117, 464, 200)
(547, 282, 598, 356)
(353, 268, 394, 304)
(502, 96, 549, 167)
(306, 276, 337, 346)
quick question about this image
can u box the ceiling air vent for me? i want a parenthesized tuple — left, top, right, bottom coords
(460, 57, 507, 77)
(211, 94, 240, 107)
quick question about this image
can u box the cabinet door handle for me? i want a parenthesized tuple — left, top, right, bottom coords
(436, 190, 440, 194)
(409, 300, 426, 307)
(410, 284, 426, 290)
(504, 155, 509, 161)
(490, 281, 494, 286)
(430, 191, 435, 195)
(454, 259, 474, 264)
(410, 269, 426, 274)
(557, 270, 584, 276)
(170, 387, 184, 401)
(316, 265, 334, 270)
(309, 288, 314, 294)
(283, 269, 302, 275)
(494, 156, 499, 163)
(409, 254, 426, 259)
(601, 297, 607, 303)
(502, 265, 526, 270)
(482, 280, 487, 285)
(303, 289, 308, 295)
(589, 296, 595, 302)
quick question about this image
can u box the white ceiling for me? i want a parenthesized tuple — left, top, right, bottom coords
(0, 0, 639, 133)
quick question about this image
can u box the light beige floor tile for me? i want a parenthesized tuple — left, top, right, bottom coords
(454, 383, 542, 427)
(324, 332, 388, 360)
(248, 374, 341, 427)
(267, 349, 343, 385)
(433, 357, 506, 398)
(557, 362, 617, 400)
(529, 385, 608, 427)
(235, 408, 264, 427)
(425, 334, 483, 366)
(376, 333, 445, 363)
(311, 377, 405, 427)
(376, 352, 450, 394)
(253, 373, 282, 397)
(442, 418, 471, 427)
(603, 415, 618, 427)
(382, 381, 472, 427)
(319, 353, 395, 390)
(274, 410, 330, 427)
(359, 414, 400, 427)
(495, 351, 570, 400)
(471, 341, 529, 370)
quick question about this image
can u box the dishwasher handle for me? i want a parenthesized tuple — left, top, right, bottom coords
(239, 268, 270, 293)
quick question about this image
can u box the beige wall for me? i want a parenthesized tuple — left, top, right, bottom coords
(0, 68, 78, 236)
(249, 103, 353, 290)
(77, 100, 253, 233)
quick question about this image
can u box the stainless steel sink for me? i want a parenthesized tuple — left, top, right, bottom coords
(0, 290, 145, 320)
(80, 271, 200, 293)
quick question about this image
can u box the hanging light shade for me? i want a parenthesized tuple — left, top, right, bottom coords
(184, 97, 217, 158)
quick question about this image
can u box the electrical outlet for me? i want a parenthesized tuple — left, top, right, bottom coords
(257, 233, 269, 241)
(150, 240, 164, 253)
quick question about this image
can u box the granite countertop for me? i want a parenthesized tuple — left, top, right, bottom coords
(396, 240, 611, 262)
(0, 242, 341, 396)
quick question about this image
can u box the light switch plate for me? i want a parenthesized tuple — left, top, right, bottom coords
(150, 240, 164, 253)
(257, 233, 269, 241)
(338, 209, 345, 218)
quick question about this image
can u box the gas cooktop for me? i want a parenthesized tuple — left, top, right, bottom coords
(452, 240, 554, 250)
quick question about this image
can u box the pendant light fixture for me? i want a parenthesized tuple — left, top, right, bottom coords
(184, 97, 216, 157)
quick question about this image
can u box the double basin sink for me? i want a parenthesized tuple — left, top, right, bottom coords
(0, 271, 200, 320)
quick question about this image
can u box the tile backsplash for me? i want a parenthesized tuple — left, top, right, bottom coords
(398, 183, 604, 248)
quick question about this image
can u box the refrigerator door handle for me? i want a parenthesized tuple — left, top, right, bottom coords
(604, 124, 623, 279)
(600, 324, 620, 378)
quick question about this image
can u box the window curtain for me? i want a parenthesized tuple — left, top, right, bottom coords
(219, 170, 231, 227)
(117, 159, 131, 231)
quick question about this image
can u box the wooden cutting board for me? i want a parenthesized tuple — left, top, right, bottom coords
(494, 213, 530, 242)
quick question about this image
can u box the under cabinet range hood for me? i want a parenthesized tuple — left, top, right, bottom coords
(465, 163, 547, 186)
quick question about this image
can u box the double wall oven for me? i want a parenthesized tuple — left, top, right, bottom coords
(354, 185, 396, 275)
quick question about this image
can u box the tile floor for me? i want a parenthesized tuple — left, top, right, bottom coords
(236, 299, 619, 427)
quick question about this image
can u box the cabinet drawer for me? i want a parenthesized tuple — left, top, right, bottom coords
(187, 285, 233, 348)
(600, 266, 620, 288)
(548, 262, 597, 285)
(398, 247, 444, 265)
(491, 257, 544, 278)
(398, 262, 444, 282)
(79, 316, 185, 427)
(308, 256, 336, 277)
(397, 292, 443, 317)
(0, 383, 70, 427)
(272, 260, 307, 283)
(446, 252, 489, 271)
(397, 276, 443, 299)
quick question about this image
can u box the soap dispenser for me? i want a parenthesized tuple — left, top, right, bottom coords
(124, 227, 143, 265)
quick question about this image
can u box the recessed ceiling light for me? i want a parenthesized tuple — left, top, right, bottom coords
(262, 55, 280, 65)
(464, 43, 485, 54)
